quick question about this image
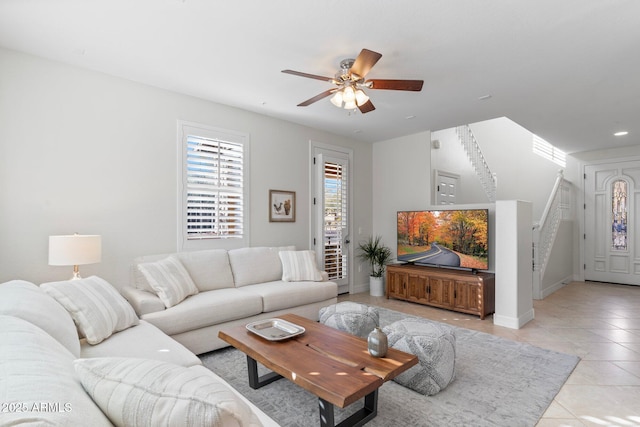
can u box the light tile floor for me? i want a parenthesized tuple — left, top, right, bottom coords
(339, 281, 640, 427)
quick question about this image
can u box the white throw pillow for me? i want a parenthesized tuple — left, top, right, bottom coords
(137, 255, 199, 308)
(279, 250, 323, 282)
(40, 276, 139, 345)
(74, 357, 263, 427)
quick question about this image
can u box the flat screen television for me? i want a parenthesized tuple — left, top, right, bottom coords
(397, 209, 489, 271)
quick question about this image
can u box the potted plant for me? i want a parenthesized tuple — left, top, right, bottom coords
(358, 235, 392, 296)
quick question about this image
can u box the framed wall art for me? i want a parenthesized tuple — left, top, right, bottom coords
(269, 190, 296, 222)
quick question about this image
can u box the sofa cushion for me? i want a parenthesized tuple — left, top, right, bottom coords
(141, 288, 263, 336)
(279, 250, 323, 282)
(80, 320, 201, 367)
(138, 255, 199, 307)
(238, 280, 338, 312)
(120, 285, 166, 316)
(0, 315, 112, 426)
(176, 249, 235, 291)
(41, 276, 139, 345)
(0, 280, 81, 357)
(74, 357, 263, 427)
(229, 246, 295, 287)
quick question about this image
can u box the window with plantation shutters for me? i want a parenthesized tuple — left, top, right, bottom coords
(178, 122, 249, 250)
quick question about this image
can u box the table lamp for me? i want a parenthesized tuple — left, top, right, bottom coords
(49, 234, 102, 280)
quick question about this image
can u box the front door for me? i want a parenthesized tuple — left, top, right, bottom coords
(584, 160, 640, 285)
(312, 145, 351, 294)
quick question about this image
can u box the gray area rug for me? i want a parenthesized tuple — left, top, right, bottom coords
(200, 307, 579, 427)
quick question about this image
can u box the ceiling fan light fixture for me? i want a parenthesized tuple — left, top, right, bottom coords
(355, 89, 369, 106)
(283, 48, 423, 114)
(343, 99, 357, 110)
(330, 91, 343, 107)
(342, 86, 356, 103)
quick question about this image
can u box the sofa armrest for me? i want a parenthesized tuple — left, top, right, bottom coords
(120, 286, 164, 316)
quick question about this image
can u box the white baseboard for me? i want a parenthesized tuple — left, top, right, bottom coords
(493, 308, 535, 329)
(352, 282, 369, 294)
(539, 275, 572, 299)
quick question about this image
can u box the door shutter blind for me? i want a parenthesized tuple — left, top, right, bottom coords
(186, 135, 244, 239)
(324, 161, 347, 279)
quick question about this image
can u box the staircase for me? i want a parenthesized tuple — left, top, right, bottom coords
(532, 170, 571, 298)
(456, 125, 497, 202)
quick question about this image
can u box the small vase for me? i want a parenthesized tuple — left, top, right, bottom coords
(367, 327, 388, 358)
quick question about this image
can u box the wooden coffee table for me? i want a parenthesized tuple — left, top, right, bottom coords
(218, 313, 418, 427)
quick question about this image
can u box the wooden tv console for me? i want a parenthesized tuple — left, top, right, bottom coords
(386, 264, 495, 319)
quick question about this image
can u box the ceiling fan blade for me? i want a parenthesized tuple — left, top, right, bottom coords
(282, 69, 333, 82)
(358, 100, 376, 114)
(350, 49, 382, 79)
(297, 89, 335, 106)
(367, 79, 424, 91)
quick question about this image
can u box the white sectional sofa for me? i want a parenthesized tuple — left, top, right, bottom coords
(120, 246, 339, 354)
(0, 279, 278, 426)
(0, 246, 338, 426)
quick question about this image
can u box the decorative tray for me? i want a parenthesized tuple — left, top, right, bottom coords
(246, 318, 305, 341)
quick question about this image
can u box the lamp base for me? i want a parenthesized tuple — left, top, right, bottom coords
(71, 265, 82, 280)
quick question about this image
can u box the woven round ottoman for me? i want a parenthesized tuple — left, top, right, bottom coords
(383, 318, 456, 395)
(318, 302, 379, 338)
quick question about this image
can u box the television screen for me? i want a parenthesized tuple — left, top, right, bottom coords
(397, 209, 489, 270)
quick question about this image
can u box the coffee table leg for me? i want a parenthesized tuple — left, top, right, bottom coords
(246, 355, 283, 389)
(318, 389, 378, 427)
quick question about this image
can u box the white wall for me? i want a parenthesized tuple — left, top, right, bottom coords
(0, 47, 373, 288)
(371, 131, 431, 264)
(494, 200, 534, 328)
(539, 220, 574, 297)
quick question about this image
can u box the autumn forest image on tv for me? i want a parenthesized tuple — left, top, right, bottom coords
(397, 209, 489, 270)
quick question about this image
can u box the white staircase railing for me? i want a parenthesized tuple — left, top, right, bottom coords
(532, 170, 571, 297)
(456, 125, 497, 202)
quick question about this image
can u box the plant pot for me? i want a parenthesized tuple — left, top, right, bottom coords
(369, 276, 385, 297)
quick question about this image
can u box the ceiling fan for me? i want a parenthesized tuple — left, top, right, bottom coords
(282, 48, 424, 114)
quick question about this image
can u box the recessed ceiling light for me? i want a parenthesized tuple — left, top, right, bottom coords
(614, 131, 629, 136)
(405, 115, 416, 120)
(478, 95, 492, 101)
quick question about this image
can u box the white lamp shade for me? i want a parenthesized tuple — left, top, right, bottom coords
(355, 89, 369, 106)
(330, 91, 343, 107)
(342, 86, 356, 102)
(343, 100, 357, 110)
(49, 235, 102, 266)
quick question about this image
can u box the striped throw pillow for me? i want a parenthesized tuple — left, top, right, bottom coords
(279, 250, 323, 282)
(74, 358, 263, 427)
(137, 256, 198, 308)
(41, 276, 139, 345)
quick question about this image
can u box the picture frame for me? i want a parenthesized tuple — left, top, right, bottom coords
(269, 190, 296, 222)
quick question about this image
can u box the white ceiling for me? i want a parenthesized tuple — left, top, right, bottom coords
(1, 0, 638, 154)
